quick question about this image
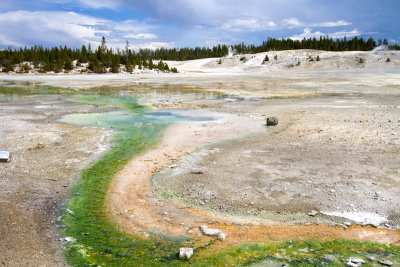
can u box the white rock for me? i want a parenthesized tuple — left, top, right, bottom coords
(179, 247, 193, 259)
(63, 237, 76, 243)
(366, 256, 375, 261)
(378, 260, 393, 266)
(350, 257, 365, 264)
(199, 225, 226, 240)
(346, 262, 359, 267)
(308, 210, 318, 216)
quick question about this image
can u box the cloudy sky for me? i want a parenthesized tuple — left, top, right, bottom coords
(0, 0, 399, 50)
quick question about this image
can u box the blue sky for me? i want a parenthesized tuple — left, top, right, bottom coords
(0, 0, 399, 50)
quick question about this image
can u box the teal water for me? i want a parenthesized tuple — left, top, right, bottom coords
(57, 94, 216, 266)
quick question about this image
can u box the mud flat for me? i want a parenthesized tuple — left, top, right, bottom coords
(0, 94, 110, 266)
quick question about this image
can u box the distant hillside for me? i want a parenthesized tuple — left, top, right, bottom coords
(1, 36, 397, 74)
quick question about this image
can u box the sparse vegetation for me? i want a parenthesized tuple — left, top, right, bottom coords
(240, 56, 247, 62)
(217, 59, 222, 64)
(358, 57, 365, 64)
(274, 55, 278, 60)
(316, 55, 320, 61)
(386, 58, 391, 62)
(262, 55, 269, 64)
(296, 61, 301, 66)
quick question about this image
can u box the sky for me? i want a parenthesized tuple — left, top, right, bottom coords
(0, 0, 399, 50)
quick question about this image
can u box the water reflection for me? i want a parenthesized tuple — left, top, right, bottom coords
(0, 80, 259, 102)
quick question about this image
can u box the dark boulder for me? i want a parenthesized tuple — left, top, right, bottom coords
(266, 117, 278, 126)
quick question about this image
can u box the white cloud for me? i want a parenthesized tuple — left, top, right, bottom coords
(282, 17, 303, 29)
(132, 41, 174, 50)
(123, 33, 157, 39)
(0, 10, 164, 50)
(290, 28, 361, 40)
(0, 34, 23, 47)
(312, 20, 352, 27)
(220, 18, 276, 32)
(282, 18, 352, 29)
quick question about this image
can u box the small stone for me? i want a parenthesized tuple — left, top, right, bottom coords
(179, 247, 193, 259)
(37, 142, 45, 149)
(0, 151, 11, 163)
(190, 170, 204, 174)
(63, 237, 76, 243)
(344, 222, 352, 226)
(346, 262, 358, 267)
(366, 256, 375, 261)
(377, 260, 393, 266)
(170, 164, 178, 168)
(324, 254, 335, 261)
(308, 210, 318, 216)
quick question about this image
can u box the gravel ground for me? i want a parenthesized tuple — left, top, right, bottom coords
(0, 95, 109, 266)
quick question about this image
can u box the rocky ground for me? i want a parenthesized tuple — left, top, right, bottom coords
(0, 95, 109, 266)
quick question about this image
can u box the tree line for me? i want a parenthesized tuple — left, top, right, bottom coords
(0, 36, 396, 73)
(233, 36, 381, 54)
(0, 37, 178, 74)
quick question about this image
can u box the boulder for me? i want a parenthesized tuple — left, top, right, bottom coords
(266, 117, 278, 126)
(179, 247, 193, 259)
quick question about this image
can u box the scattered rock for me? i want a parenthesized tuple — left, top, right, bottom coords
(324, 254, 335, 261)
(170, 164, 178, 168)
(190, 170, 204, 174)
(308, 210, 318, 216)
(378, 260, 393, 266)
(366, 256, 375, 261)
(344, 222, 352, 226)
(65, 209, 79, 219)
(62, 237, 76, 243)
(36, 142, 45, 149)
(349, 257, 365, 264)
(346, 262, 359, 267)
(0, 151, 11, 163)
(266, 116, 279, 126)
(179, 247, 193, 259)
(199, 225, 226, 240)
(65, 209, 74, 215)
